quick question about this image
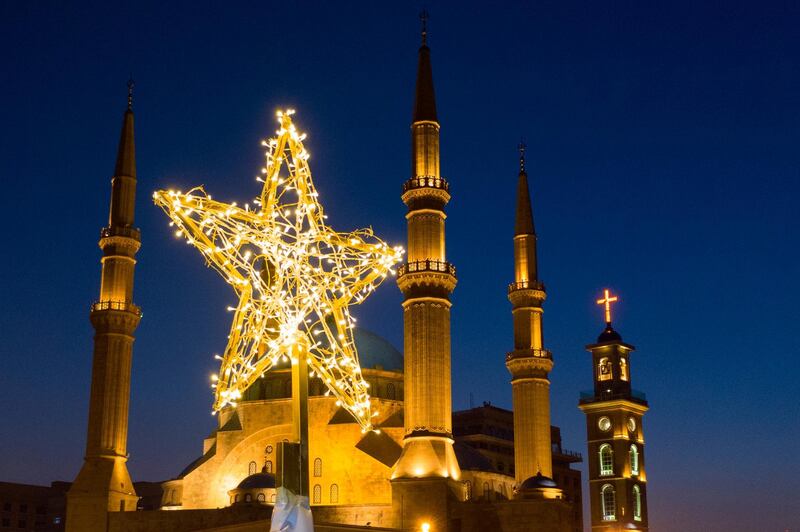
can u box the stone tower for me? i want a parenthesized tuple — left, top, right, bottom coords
(391, 15, 461, 528)
(66, 84, 141, 531)
(392, 14, 460, 483)
(579, 295, 649, 530)
(505, 147, 559, 494)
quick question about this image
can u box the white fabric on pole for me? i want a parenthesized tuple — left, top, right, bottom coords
(270, 487, 314, 532)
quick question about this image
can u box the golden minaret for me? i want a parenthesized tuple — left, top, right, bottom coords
(391, 14, 460, 482)
(506, 145, 557, 488)
(66, 82, 141, 531)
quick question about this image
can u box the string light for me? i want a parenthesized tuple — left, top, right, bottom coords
(153, 110, 403, 430)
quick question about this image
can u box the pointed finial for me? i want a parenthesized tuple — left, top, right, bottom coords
(518, 138, 527, 173)
(127, 77, 135, 111)
(420, 10, 429, 46)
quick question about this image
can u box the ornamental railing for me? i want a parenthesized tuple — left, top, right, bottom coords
(505, 348, 552, 361)
(402, 175, 450, 194)
(100, 225, 141, 240)
(91, 300, 142, 317)
(397, 259, 456, 277)
(508, 280, 545, 293)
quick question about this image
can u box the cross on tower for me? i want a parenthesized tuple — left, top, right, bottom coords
(596, 288, 619, 325)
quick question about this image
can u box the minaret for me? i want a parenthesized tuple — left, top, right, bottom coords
(66, 81, 141, 531)
(392, 10, 460, 483)
(506, 145, 560, 497)
(579, 291, 649, 530)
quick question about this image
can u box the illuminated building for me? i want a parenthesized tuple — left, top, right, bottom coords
(506, 143, 557, 489)
(579, 292, 650, 531)
(65, 81, 141, 532)
(50, 14, 660, 532)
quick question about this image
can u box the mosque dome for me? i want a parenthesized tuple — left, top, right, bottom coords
(352, 327, 403, 372)
(519, 472, 558, 490)
(236, 471, 276, 490)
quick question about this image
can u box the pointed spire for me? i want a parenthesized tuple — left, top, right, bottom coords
(114, 81, 136, 179)
(514, 142, 536, 236)
(412, 10, 437, 123)
(127, 77, 134, 110)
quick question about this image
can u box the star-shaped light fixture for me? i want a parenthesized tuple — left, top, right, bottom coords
(153, 110, 403, 430)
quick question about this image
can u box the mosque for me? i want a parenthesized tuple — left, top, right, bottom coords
(55, 18, 652, 532)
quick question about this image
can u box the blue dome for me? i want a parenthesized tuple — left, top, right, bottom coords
(237, 472, 276, 489)
(519, 472, 558, 490)
(353, 328, 403, 372)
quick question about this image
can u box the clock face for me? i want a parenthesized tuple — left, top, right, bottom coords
(628, 417, 637, 433)
(598, 417, 612, 432)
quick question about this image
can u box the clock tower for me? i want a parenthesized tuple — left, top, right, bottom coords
(578, 290, 649, 531)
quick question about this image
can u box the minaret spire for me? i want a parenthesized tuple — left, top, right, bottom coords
(514, 143, 538, 281)
(506, 145, 559, 497)
(127, 77, 134, 110)
(67, 82, 142, 531)
(392, 14, 460, 523)
(412, 11, 437, 123)
(420, 9, 428, 45)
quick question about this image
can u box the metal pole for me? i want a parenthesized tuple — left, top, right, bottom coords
(291, 343, 310, 497)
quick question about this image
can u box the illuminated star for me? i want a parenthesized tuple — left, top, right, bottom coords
(153, 110, 403, 430)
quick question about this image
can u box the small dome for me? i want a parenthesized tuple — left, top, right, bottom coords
(519, 472, 558, 490)
(237, 472, 276, 490)
(353, 328, 403, 371)
(597, 324, 622, 343)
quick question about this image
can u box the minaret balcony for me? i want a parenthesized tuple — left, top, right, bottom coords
(91, 300, 142, 317)
(505, 348, 552, 362)
(398, 259, 456, 277)
(397, 259, 457, 296)
(402, 175, 449, 193)
(508, 280, 546, 293)
(100, 225, 141, 241)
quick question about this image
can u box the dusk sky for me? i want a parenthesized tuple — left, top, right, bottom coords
(1, 2, 799, 530)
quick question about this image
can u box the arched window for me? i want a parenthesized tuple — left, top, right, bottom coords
(313, 458, 322, 477)
(270, 493, 276, 503)
(599, 444, 614, 476)
(598, 357, 612, 381)
(630, 444, 639, 475)
(620, 357, 629, 381)
(601, 484, 616, 521)
(464, 480, 472, 501)
(244, 494, 252, 503)
(330, 484, 339, 504)
(312, 484, 321, 504)
(234, 494, 240, 503)
(248, 461, 257, 475)
(265, 460, 273, 473)
(483, 482, 490, 501)
(386, 382, 396, 400)
(257, 493, 266, 503)
(633, 485, 642, 521)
